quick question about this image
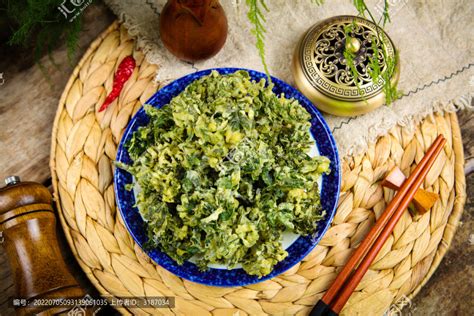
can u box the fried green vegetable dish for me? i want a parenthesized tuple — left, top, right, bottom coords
(121, 70, 330, 277)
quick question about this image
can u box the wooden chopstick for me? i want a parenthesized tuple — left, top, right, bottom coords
(330, 136, 446, 313)
(311, 135, 446, 316)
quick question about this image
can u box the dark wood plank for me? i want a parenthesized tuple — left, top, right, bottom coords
(0, 2, 471, 315)
(0, 3, 115, 185)
(459, 107, 474, 174)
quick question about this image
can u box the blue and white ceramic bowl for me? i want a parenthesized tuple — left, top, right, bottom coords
(115, 68, 341, 287)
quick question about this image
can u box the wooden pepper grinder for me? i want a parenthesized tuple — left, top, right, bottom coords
(0, 176, 85, 315)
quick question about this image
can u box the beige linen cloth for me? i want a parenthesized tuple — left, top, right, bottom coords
(104, 0, 473, 157)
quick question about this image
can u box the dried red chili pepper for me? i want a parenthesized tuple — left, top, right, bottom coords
(99, 55, 136, 112)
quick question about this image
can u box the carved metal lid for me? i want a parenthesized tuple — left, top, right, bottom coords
(293, 15, 399, 117)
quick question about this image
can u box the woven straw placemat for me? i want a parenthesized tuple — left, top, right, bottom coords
(50, 22, 466, 315)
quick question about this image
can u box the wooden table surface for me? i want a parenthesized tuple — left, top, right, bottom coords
(0, 3, 472, 315)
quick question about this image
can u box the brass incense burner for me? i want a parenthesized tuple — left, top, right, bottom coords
(293, 15, 399, 116)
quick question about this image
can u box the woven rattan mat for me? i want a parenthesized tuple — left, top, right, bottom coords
(50, 22, 466, 315)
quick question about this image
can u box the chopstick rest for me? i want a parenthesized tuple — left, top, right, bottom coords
(382, 166, 439, 214)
